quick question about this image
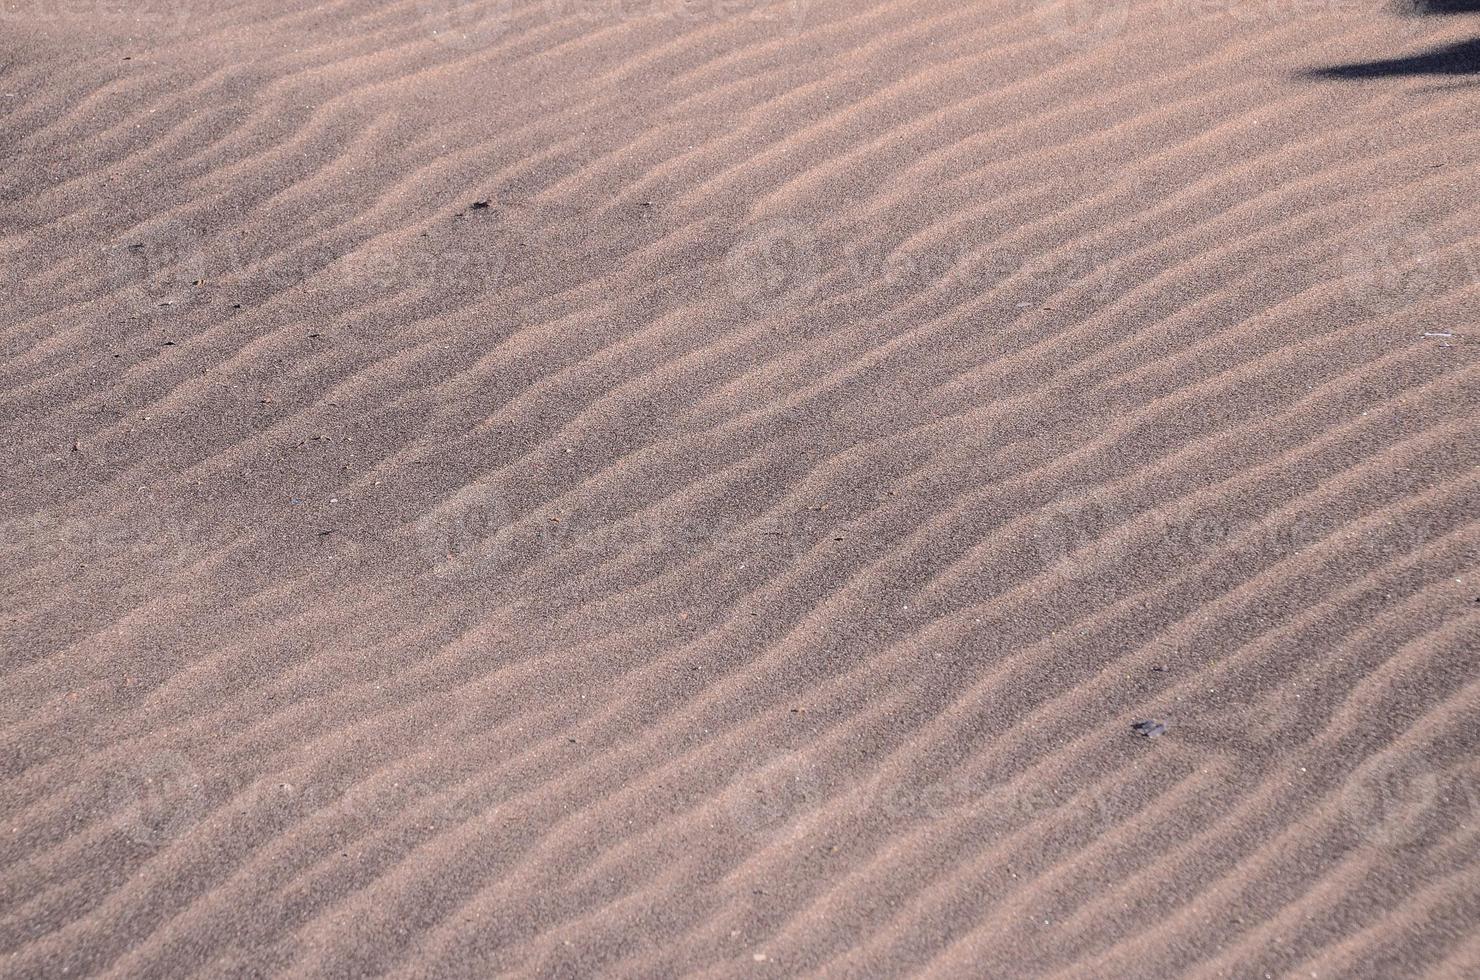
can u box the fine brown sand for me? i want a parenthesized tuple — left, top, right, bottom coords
(3, 0, 1479, 975)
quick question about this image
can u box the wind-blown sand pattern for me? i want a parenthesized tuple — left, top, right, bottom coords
(2, 0, 1478, 975)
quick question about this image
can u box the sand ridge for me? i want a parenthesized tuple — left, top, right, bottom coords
(2, 0, 1478, 975)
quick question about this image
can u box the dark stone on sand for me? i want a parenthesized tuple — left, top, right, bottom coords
(1131, 720, 1166, 738)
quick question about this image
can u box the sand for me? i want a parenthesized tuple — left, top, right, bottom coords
(2, 0, 1478, 975)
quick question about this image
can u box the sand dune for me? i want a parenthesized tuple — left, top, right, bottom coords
(2, 0, 1477, 975)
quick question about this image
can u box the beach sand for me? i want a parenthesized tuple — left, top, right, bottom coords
(2, 0, 1478, 974)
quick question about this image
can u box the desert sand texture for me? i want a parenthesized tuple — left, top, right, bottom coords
(2, 0, 1479, 976)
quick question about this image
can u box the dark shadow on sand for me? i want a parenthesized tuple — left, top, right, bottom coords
(1308, 37, 1480, 78)
(1397, 0, 1480, 13)
(1306, 0, 1480, 79)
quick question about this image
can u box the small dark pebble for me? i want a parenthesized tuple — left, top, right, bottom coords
(1131, 720, 1167, 738)
(470, 200, 491, 210)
